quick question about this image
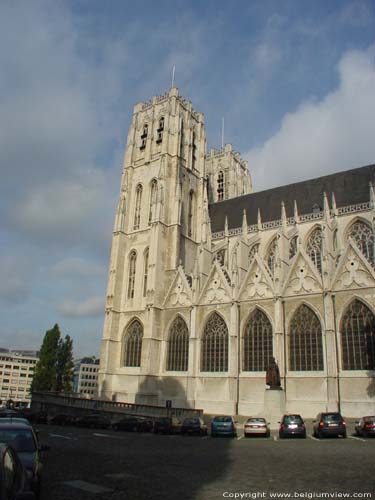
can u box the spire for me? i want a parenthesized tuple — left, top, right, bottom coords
(257, 209, 262, 230)
(293, 200, 299, 223)
(242, 209, 248, 236)
(224, 216, 229, 238)
(370, 182, 375, 207)
(323, 192, 330, 221)
(331, 192, 337, 216)
(281, 201, 287, 228)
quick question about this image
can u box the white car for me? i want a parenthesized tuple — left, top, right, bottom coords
(244, 417, 270, 438)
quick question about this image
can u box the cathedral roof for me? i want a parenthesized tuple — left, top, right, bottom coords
(209, 163, 375, 232)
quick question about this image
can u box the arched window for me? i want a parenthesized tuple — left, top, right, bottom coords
(243, 309, 273, 371)
(289, 236, 298, 260)
(133, 184, 142, 230)
(140, 124, 148, 149)
(143, 248, 149, 297)
(249, 243, 259, 265)
(307, 227, 323, 274)
(156, 117, 164, 144)
(127, 251, 137, 299)
(347, 220, 374, 265)
(192, 130, 197, 169)
(341, 300, 375, 370)
(289, 304, 323, 371)
(148, 180, 158, 224)
(166, 316, 189, 371)
(266, 238, 277, 275)
(217, 171, 224, 201)
(201, 313, 228, 372)
(188, 190, 194, 237)
(123, 320, 143, 367)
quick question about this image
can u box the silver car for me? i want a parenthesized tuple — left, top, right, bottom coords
(244, 417, 270, 438)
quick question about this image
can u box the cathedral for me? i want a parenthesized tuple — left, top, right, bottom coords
(98, 87, 375, 417)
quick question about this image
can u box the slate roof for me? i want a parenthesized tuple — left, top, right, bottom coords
(209, 164, 375, 233)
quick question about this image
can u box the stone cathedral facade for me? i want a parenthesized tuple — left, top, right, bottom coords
(98, 87, 375, 417)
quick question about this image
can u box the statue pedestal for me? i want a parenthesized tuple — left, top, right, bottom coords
(263, 388, 286, 429)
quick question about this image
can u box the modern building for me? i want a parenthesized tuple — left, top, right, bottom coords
(0, 349, 39, 407)
(98, 87, 375, 417)
(74, 357, 100, 398)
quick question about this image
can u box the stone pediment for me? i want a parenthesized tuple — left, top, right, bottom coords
(332, 241, 375, 291)
(282, 249, 322, 296)
(198, 261, 232, 304)
(163, 267, 193, 308)
(238, 255, 274, 301)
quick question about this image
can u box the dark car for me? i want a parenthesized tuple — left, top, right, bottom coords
(0, 442, 36, 500)
(355, 416, 375, 437)
(75, 415, 110, 429)
(112, 416, 153, 432)
(313, 412, 346, 438)
(0, 422, 48, 499)
(48, 414, 76, 426)
(154, 417, 181, 434)
(211, 416, 237, 438)
(279, 414, 306, 438)
(181, 417, 207, 436)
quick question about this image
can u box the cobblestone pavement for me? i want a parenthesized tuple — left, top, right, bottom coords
(37, 423, 375, 500)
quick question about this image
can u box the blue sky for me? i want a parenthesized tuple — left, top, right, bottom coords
(0, 0, 374, 357)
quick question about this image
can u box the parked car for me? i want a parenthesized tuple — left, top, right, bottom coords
(279, 414, 306, 439)
(181, 417, 207, 436)
(0, 421, 49, 499)
(75, 415, 111, 429)
(0, 418, 32, 427)
(355, 416, 375, 437)
(48, 414, 76, 426)
(313, 412, 346, 438)
(153, 417, 181, 434)
(244, 417, 270, 438)
(112, 416, 153, 432)
(211, 416, 237, 438)
(0, 442, 36, 499)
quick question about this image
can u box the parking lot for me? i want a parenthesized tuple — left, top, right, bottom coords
(37, 422, 375, 500)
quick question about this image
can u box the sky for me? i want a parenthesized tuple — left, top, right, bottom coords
(0, 0, 374, 358)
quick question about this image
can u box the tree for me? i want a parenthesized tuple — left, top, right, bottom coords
(31, 324, 74, 393)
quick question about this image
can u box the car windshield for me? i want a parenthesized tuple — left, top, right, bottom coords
(213, 416, 232, 422)
(284, 415, 303, 424)
(322, 414, 342, 422)
(0, 429, 36, 452)
(364, 416, 375, 423)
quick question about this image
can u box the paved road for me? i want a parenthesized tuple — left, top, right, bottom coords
(37, 424, 374, 500)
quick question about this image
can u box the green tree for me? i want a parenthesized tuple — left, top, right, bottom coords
(56, 335, 74, 393)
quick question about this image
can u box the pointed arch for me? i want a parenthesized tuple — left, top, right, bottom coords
(243, 308, 273, 371)
(217, 171, 224, 201)
(187, 190, 194, 237)
(249, 243, 259, 265)
(133, 184, 143, 230)
(306, 226, 323, 274)
(122, 319, 143, 367)
(143, 247, 149, 297)
(266, 237, 277, 275)
(346, 219, 374, 265)
(140, 123, 148, 149)
(127, 250, 137, 299)
(340, 299, 375, 370)
(148, 179, 158, 224)
(201, 312, 228, 372)
(166, 315, 189, 371)
(289, 235, 298, 260)
(289, 304, 323, 371)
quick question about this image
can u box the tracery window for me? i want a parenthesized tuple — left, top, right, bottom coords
(289, 304, 323, 371)
(217, 171, 224, 201)
(201, 313, 228, 372)
(214, 248, 225, 266)
(140, 124, 148, 149)
(347, 220, 374, 265)
(341, 300, 375, 370)
(188, 190, 194, 237)
(133, 184, 142, 230)
(143, 248, 149, 297)
(243, 309, 273, 371)
(148, 179, 158, 224)
(127, 251, 137, 299)
(306, 227, 323, 274)
(166, 316, 189, 371)
(156, 117, 164, 144)
(266, 238, 277, 275)
(123, 320, 143, 367)
(249, 243, 259, 265)
(289, 236, 298, 260)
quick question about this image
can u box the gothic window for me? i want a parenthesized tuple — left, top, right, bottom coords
(266, 238, 277, 275)
(180, 120, 184, 158)
(213, 249, 225, 266)
(143, 248, 149, 297)
(188, 190, 194, 237)
(123, 320, 143, 367)
(289, 304, 323, 371)
(201, 313, 228, 372)
(217, 171, 224, 201)
(289, 236, 298, 260)
(127, 251, 137, 299)
(347, 220, 374, 265)
(133, 184, 142, 230)
(192, 130, 197, 169)
(243, 309, 273, 371)
(341, 300, 375, 370)
(249, 243, 259, 265)
(156, 117, 164, 144)
(307, 227, 323, 274)
(148, 179, 158, 224)
(166, 316, 189, 371)
(140, 124, 148, 149)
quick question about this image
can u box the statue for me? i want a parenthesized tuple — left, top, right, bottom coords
(266, 357, 281, 389)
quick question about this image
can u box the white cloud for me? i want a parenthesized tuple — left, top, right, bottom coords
(0, 257, 29, 304)
(59, 296, 105, 318)
(52, 257, 105, 277)
(246, 46, 375, 191)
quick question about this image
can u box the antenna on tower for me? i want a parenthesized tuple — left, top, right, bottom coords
(221, 117, 225, 149)
(171, 66, 176, 88)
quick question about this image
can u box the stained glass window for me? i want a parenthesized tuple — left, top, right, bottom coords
(243, 309, 273, 371)
(123, 320, 143, 367)
(166, 316, 189, 371)
(347, 221, 374, 265)
(289, 304, 323, 371)
(201, 313, 228, 372)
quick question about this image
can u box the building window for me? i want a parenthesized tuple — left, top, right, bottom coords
(243, 309, 273, 371)
(166, 316, 189, 371)
(127, 251, 137, 299)
(180, 120, 184, 158)
(266, 238, 277, 275)
(201, 313, 228, 372)
(347, 220, 374, 265)
(341, 300, 375, 370)
(133, 184, 142, 230)
(123, 320, 143, 367)
(307, 227, 323, 274)
(289, 304, 323, 371)
(248, 244, 259, 265)
(140, 124, 148, 149)
(217, 171, 224, 201)
(192, 130, 197, 169)
(148, 179, 158, 224)
(289, 236, 298, 260)
(188, 190, 194, 237)
(143, 248, 149, 297)
(156, 117, 164, 144)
